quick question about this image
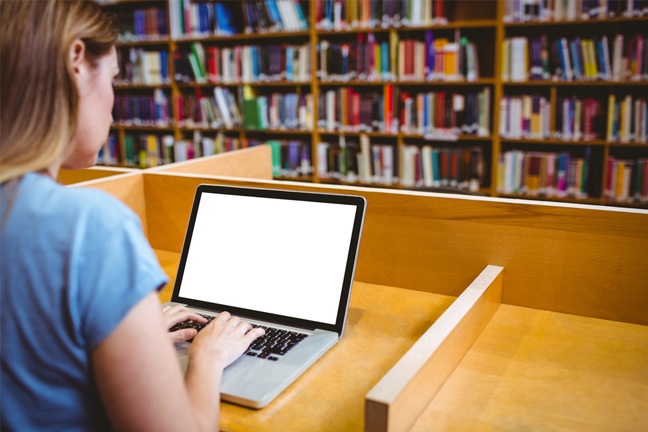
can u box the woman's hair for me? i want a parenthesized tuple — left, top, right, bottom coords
(0, 0, 117, 184)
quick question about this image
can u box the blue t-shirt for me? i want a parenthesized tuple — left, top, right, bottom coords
(0, 173, 169, 431)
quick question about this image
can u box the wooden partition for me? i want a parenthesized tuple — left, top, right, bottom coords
(150, 145, 272, 180)
(365, 265, 504, 432)
(59, 166, 135, 185)
(139, 172, 648, 327)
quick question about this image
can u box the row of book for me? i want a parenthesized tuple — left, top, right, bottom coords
(116, 9, 168, 43)
(315, 0, 449, 30)
(112, 90, 171, 127)
(398, 89, 491, 138)
(605, 156, 648, 202)
(169, 0, 308, 39)
(177, 87, 242, 129)
(317, 136, 398, 184)
(498, 93, 648, 143)
(503, 34, 648, 82)
(317, 86, 491, 137)
(315, 135, 486, 191)
(175, 42, 311, 84)
(503, 0, 648, 23)
(606, 95, 648, 143)
(115, 48, 170, 86)
(242, 93, 314, 131)
(496, 149, 594, 199)
(266, 140, 313, 177)
(99, 132, 268, 168)
(318, 31, 479, 82)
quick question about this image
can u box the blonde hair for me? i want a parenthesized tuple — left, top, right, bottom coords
(0, 0, 117, 184)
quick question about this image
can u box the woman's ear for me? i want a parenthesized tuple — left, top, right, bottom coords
(70, 39, 89, 90)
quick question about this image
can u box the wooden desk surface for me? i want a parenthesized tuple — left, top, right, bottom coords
(154, 250, 456, 432)
(410, 304, 648, 432)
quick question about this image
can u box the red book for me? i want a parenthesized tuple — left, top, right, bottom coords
(642, 159, 648, 199)
(406, 40, 414, 76)
(208, 47, 218, 83)
(353, 92, 360, 130)
(357, 34, 365, 77)
(451, 150, 458, 183)
(384, 85, 393, 133)
(440, 149, 448, 181)
(437, 92, 446, 129)
(176, 96, 183, 124)
(415, 149, 422, 184)
(435, 0, 444, 20)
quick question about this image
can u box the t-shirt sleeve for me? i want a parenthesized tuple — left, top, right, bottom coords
(73, 199, 169, 350)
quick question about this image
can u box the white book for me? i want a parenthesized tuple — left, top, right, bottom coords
(573, 99, 582, 141)
(320, 41, 329, 81)
(511, 37, 529, 82)
(542, 97, 551, 138)
(511, 97, 523, 139)
(326, 90, 335, 131)
(317, 143, 329, 178)
(499, 97, 509, 137)
(422, 145, 433, 187)
(612, 35, 624, 81)
(382, 145, 394, 184)
(602, 36, 612, 81)
(214, 87, 233, 129)
(625, 95, 633, 141)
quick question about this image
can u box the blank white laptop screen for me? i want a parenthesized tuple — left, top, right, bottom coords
(178, 193, 358, 325)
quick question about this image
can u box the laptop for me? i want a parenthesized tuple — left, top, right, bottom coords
(164, 183, 366, 409)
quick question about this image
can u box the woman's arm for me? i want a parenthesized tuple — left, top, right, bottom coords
(92, 292, 263, 432)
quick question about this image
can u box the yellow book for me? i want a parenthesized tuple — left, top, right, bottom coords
(399, 40, 406, 79)
(616, 161, 625, 198)
(501, 39, 510, 81)
(445, 43, 457, 78)
(390, 31, 399, 79)
(434, 39, 448, 77)
(147, 135, 158, 167)
(607, 94, 616, 140)
(374, 44, 381, 78)
(587, 40, 598, 79)
(620, 99, 626, 141)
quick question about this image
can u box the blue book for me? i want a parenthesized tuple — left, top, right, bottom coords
(569, 40, 581, 81)
(325, 0, 333, 28)
(381, 41, 389, 78)
(596, 38, 606, 79)
(423, 94, 429, 133)
(431, 148, 440, 186)
(557, 40, 567, 80)
(426, 31, 434, 78)
(134, 10, 145, 39)
(215, 2, 239, 35)
(160, 51, 168, 82)
(286, 46, 294, 81)
(265, 1, 282, 30)
(293, 1, 309, 30)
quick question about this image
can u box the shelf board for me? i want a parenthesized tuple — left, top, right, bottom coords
(500, 138, 610, 146)
(273, 175, 314, 183)
(178, 127, 312, 135)
(318, 79, 494, 86)
(177, 81, 311, 88)
(111, 124, 174, 131)
(114, 83, 171, 89)
(503, 80, 648, 86)
(316, 20, 497, 35)
(115, 38, 170, 47)
(504, 16, 648, 27)
(604, 200, 648, 209)
(173, 31, 310, 44)
(318, 130, 493, 141)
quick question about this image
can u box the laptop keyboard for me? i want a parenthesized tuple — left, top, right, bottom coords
(170, 314, 309, 362)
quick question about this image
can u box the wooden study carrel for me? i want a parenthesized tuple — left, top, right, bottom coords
(65, 146, 648, 432)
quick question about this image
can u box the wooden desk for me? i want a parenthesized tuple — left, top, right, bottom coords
(154, 250, 455, 432)
(410, 305, 648, 432)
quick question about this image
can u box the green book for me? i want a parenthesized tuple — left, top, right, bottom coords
(243, 99, 260, 130)
(124, 135, 135, 166)
(187, 52, 204, 83)
(266, 141, 282, 177)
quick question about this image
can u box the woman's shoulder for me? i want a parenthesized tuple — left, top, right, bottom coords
(14, 173, 139, 230)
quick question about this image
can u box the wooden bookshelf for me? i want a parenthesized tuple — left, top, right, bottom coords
(103, 0, 648, 208)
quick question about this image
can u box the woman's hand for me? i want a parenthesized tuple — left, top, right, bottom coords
(188, 312, 265, 369)
(161, 304, 207, 343)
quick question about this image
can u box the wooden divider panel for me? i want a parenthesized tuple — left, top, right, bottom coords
(365, 265, 503, 432)
(149, 146, 272, 180)
(142, 172, 648, 326)
(59, 166, 135, 185)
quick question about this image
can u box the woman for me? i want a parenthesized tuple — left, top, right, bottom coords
(0, 1, 263, 430)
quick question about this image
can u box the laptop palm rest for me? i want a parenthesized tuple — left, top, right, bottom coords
(174, 329, 338, 409)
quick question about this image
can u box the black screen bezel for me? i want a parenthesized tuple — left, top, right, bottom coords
(171, 183, 366, 336)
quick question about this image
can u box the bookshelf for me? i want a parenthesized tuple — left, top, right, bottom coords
(98, 0, 648, 208)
